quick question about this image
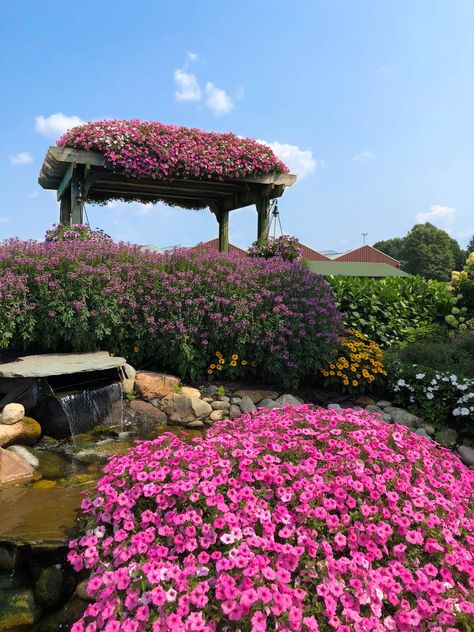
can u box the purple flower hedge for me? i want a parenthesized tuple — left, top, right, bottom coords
(57, 120, 289, 207)
(69, 406, 474, 631)
(0, 240, 342, 387)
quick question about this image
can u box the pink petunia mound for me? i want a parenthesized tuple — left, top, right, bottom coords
(68, 406, 474, 631)
(57, 119, 289, 184)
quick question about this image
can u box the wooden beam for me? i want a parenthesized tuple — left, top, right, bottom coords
(56, 162, 76, 201)
(217, 208, 229, 253)
(59, 195, 71, 225)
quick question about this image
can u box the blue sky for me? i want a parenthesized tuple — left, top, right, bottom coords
(1, 0, 473, 251)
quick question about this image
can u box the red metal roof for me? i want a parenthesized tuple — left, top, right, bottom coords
(334, 245, 400, 268)
(192, 239, 247, 257)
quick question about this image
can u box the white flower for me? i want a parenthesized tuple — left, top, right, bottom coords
(397, 379, 407, 387)
(415, 373, 426, 380)
(426, 392, 434, 400)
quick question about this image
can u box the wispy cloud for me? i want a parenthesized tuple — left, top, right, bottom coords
(173, 53, 236, 116)
(257, 140, 320, 179)
(204, 82, 234, 116)
(0, 217, 11, 224)
(9, 151, 33, 165)
(35, 113, 86, 138)
(353, 150, 376, 164)
(416, 204, 456, 226)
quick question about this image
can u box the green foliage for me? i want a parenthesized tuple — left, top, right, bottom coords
(385, 352, 474, 431)
(401, 222, 460, 280)
(467, 235, 474, 255)
(446, 251, 474, 330)
(394, 331, 474, 379)
(327, 275, 453, 347)
(372, 237, 405, 263)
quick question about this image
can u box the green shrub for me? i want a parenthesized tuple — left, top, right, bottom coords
(327, 276, 453, 347)
(394, 331, 474, 379)
(446, 251, 474, 330)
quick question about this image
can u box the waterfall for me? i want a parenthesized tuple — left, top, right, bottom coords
(56, 381, 123, 439)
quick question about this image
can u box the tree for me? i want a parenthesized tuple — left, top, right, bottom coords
(372, 237, 405, 262)
(467, 235, 474, 255)
(400, 223, 457, 281)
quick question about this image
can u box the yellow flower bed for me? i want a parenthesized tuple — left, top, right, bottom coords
(208, 352, 257, 376)
(320, 330, 387, 392)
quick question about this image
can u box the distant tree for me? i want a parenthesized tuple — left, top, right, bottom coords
(467, 235, 474, 255)
(449, 236, 466, 270)
(400, 223, 458, 281)
(372, 237, 405, 262)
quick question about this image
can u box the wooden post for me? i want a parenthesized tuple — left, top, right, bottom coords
(59, 196, 72, 225)
(70, 167, 85, 225)
(257, 197, 270, 242)
(217, 208, 229, 253)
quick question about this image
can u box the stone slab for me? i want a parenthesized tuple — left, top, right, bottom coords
(0, 352, 126, 378)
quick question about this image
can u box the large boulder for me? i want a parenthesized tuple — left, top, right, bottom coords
(383, 407, 422, 427)
(239, 396, 256, 414)
(458, 445, 474, 467)
(161, 394, 212, 425)
(0, 417, 41, 448)
(129, 400, 167, 424)
(0, 403, 25, 425)
(0, 448, 35, 485)
(233, 390, 279, 404)
(274, 394, 304, 406)
(6, 446, 38, 470)
(135, 371, 180, 400)
(120, 363, 136, 396)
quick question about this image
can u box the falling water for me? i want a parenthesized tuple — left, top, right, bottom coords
(57, 382, 123, 439)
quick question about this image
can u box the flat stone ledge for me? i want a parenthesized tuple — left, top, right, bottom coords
(0, 352, 126, 378)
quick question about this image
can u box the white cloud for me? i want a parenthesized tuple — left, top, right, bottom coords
(35, 113, 86, 138)
(204, 82, 234, 116)
(416, 204, 456, 225)
(28, 191, 40, 199)
(9, 151, 33, 165)
(174, 69, 202, 102)
(187, 51, 198, 62)
(353, 150, 376, 164)
(0, 217, 11, 224)
(257, 139, 318, 179)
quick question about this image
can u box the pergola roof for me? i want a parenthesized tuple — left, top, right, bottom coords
(39, 146, 296, 212)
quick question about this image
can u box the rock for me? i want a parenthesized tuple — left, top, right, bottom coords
(355, 396, 376, 406)
(130, 400, 167, 423)
(180, 387, 202, 399)
(0, 403, 25, 425)
(0, 447, 34, 485)
(435, 428, 459, 448)
(376, 400, 392, 408)
(383, 407, 421, 427)
(239, 396, 256, 414)
(380, 413, 392, 422)
(327, 403, 341, 410)
(0, 546, 16, 572)
(135, 371, 180, 400)
(187, 420, 205, 428)
(120, 363, 136, 396)
(365, 405, 383, 414)
(415, 428, 429, 437)
(209, 410, 224, 422)
(423, 424, 436, 436)
(234, 390, 279, 404)
(0, 417, 41, 448)
(274, 394, 303, 406)
(0, 573, 24, 591)
(29, 596, 87, 631)
(258, 398, 279, 409)
(229, 405, 242, 419)
(230, 397, 242, 405)
(34, 565, 65, 608)
(207, 385, 218, 396)
(458, 445, 474, 466)
(0, 588, 42, 629)
(6, 446, 39, 469)
(211, 401, 230, 411)
(161, 395, 212, 425)
(218, 396, 230, 402)
(75, 579, 92, 601)
(0, 351, 125, 379)
(30, 450, 69, 480)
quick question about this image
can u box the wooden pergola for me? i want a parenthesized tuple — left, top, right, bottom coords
(38, 146, 296, 251)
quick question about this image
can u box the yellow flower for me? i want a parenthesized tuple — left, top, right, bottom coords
(343, 378, 349, 385)
(230, 361, 237, 367)
(241, 360, 248, 366)
(216, 351, 222, 358)
(210, 363, 216, 370)
(251, 361, 257, 367)
(216, 365, 222, 371)
(231, 354, 238, 360)
(218, 358, 225, 365)
(352, 380, 358, 387)
(330, 370, 335, 376)
(207, 369, 213, 374)
(133, 346, 139, 353)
